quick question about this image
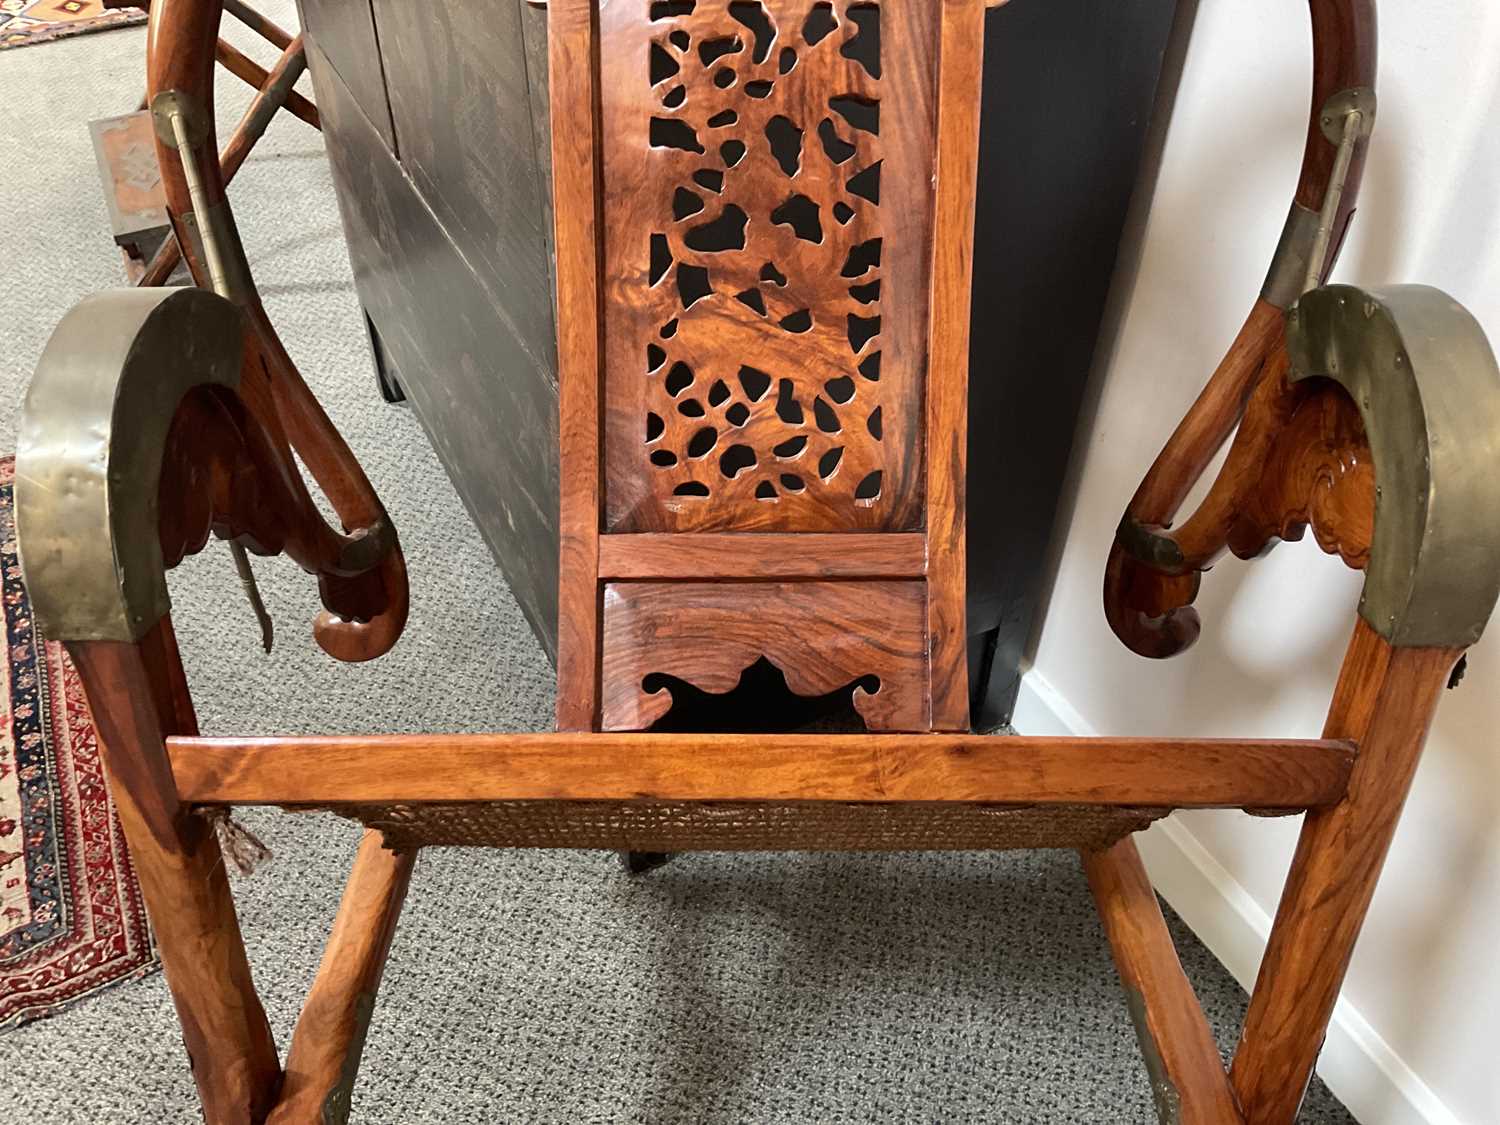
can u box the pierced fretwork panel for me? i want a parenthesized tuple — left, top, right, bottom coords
(601, 0, 938, 532)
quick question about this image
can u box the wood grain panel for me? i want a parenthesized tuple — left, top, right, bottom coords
(600, 0, 937, 532)
(601, 580, 928, 731)
(598, 532, 926, 578)
(167, 732, 1356, 809)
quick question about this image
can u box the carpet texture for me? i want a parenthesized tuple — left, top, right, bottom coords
(0, 5, 1356, 1121)
(0, 1, 144, 50)
(0, 458, 157, 1029)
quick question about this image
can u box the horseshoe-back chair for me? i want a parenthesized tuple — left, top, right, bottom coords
(15, 0, 1500, 1122)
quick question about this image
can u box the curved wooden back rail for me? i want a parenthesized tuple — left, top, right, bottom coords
(146, 0, 407, 660)
(1105, 0, 1377, 659)
(12, 2, 1500, 1124)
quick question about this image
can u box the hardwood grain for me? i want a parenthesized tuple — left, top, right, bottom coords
(924, 0, 984, 730)
(269, 832, 415, 1124)
(599, 0, 938, 533)
(600, 580, 929, 731)
(1084, 838, 1244, 1125)
(550, 0, 606, 731)
(166, 732, 1355, 809)
(1230, 621, 1458, 1124)
(598, 532, 926, 579)
(70, 628, 281, 1125)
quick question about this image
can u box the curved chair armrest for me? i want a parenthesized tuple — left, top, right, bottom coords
(17, 288, 241, 642)
(1106, 283, 1500, 658)
(17, 288, 409, 659)
(1289, 285, 1500, 648)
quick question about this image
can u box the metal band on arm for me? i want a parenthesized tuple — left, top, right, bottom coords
(17, 288, 242, 642)
(1288, 285, 1500, 648)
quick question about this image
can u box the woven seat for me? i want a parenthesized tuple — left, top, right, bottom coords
(318, 800, 1174, 854)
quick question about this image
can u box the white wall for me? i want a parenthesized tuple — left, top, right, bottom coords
(1017, 2, 1500, 1122)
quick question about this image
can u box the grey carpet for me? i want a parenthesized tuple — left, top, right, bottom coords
(0, 10, 1355, 1122)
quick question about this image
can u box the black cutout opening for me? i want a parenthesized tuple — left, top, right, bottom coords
(803, 2, 837, 46)
(651, 43, 681, 85)
(833, 201, 854, 224)
(651, 449, 678, 467)
(849, 280, 880, 304)
(708, 379, 731, 407)
(720, 139, 747, 167)
(646, 412, 665, 442)
(755, 480, 778, 501)
(846, 161, 881, 204)
(773, 434, 807, 458)
(847, 313, 881, 353)
(817, 118, 857, 165)
(720, 443, 758, 478)
(775, 380, 804, 425)
(661, 318, 679, 339)
(825, 375, 854, 403)
(818, 446, 844, 479)
(858, 350, 882, 381)
(693, 168, 725, 193)
(678, 398, 706, 417)
(771, 194, 822, 243)
(726, 402, 751, 426)
(761, 261, 788, 286)
(738, 365, 772, 400)
(649, 233, 672, 285)
(651, 117, 704, 152)
(780, 473, 807, 492)
(735, 288, 768, 316)
(746, 80, 775, 98)
(669, 28, 690, 50)
(650, 1, 695, 21)
(813, 396, 841, 433)
(729, 0, 776, 63)
(840, 4, 881, 79)
(779, 309, 813, 334)
(829, 94, 879, 136)
(708, 109, 738, 128)
(664, 362, 694, 396)
(765, 115, 803, 177)
(673, 481, 710, 497)
(644, 657, 875, 734)
(854, 470, 882, 501)
(840, 237, 882, 277)
(714, 67, 737, 89)
(662, 84, 687, 108)
(677, 264, 713, 307)
(867, 406, 883, 440)
(779, 46, 797, 73)
(696, 36, 738, 66)
(687, 426, 718, 458)
(685, 204, 749, 252)
(673, 187, 705, 220)
(647, 343, 667, 372)
(699, 36, 743, 66)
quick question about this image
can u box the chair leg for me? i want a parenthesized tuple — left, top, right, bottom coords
(271, 830, 416, 1124)
(1229, 619, 1462, 1124)
(68, 620, 281, 1125)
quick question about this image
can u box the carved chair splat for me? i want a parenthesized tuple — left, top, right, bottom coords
(15, 1, 1500, 1123)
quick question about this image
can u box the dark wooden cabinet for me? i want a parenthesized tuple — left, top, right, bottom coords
(299, 0, 1178, 727)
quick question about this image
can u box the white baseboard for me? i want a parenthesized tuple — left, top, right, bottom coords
(1013, 667, 1463, 1125)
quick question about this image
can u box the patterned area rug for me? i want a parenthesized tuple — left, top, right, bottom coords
(0, 0, 145, 50)
(0, 457, 157, 1029)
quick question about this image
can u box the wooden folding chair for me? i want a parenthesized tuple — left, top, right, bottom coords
(15, 1, 1500, 1122)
